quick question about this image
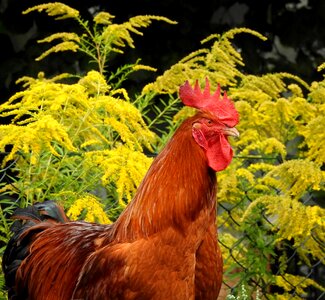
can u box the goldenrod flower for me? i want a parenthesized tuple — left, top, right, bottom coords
(23, 3, 79, 20)
(36, 41, 79, 61)
(67, 194, 111, 224)
(78, 71, 110, 95)
(94, 12, 115, 25)
(84, 147, 153, 206)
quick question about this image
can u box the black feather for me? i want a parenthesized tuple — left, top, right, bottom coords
(11, 206, 43, 222)
(2, 200, 69, 299)
(34, 200, 68, 223)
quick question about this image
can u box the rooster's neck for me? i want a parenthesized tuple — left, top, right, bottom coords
(112, 115, 217, 241)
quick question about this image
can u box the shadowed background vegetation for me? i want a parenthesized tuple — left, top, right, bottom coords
(2, 0, 325, 100)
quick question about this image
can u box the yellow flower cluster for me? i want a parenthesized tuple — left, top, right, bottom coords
(93, 94, 156, 151)
(84, 147, 153, 206)
(142, 28, 266, 95)
(239, 137, 287, 160)
(132, 64, 157, 72)
(36, 41, 79, 61)
(264, 160, 323, 198)
(1, 71, 154, 153)
(23, 2, 79, 20)
(16, 72, 72, 87)
(22, 3, 175, 75)
(298, 81, 325, 166)
(36, 33, 80, 61)
(0, 115, 75, 165)
(317, 62, 325, 72)
(243, 195, 325, 261)
(217, 163, 241, 206)
(78, 70, 110, 95)
(93, 12, 115, 25)
(101, 15, 176, 54)
(300, 116, 325, 165)
(0, 69, 156, 221)
(275, 274, 325, 299)
(38, 32, 80, 44)
(67, 194, 111, 224)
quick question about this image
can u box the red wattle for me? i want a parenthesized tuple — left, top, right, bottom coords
(206, 135, 233, 172)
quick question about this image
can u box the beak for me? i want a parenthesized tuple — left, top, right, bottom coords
(223, 127, 240, 137)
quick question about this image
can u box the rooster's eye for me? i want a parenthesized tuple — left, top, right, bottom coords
(206, 119, 213, 126)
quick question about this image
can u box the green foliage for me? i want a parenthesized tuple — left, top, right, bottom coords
(0, 2, 324, 299)
(134, 92, 182, 151)
(0, 163, 18, 299)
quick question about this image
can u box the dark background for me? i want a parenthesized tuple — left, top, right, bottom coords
(1, 0, 325, 101)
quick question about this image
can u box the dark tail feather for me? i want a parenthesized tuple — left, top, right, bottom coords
(12, 200, 69, 223)
(2, 200, 70, 299)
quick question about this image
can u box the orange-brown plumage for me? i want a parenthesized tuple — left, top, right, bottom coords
(2, 79, 239, 299)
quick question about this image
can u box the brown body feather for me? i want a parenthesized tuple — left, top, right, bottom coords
(3, 112, 224, 299)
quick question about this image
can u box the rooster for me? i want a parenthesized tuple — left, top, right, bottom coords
(2, 78, 239, 300)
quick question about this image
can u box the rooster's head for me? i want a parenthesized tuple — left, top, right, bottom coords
(179, 78, 239, 172)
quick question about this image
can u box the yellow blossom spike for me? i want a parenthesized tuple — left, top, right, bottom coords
(67, 194, 111, 224)
(35, 41, 79, 61)
(23, 3, 79, 20)
(94, 12, 115, 25)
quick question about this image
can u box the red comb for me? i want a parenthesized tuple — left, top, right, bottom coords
(179, 78, 239, 127)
